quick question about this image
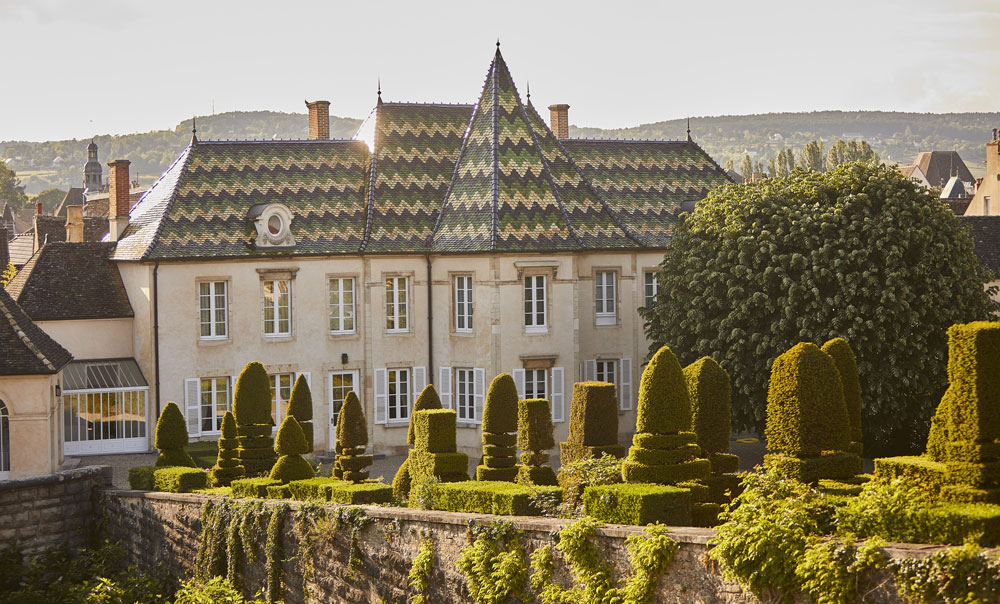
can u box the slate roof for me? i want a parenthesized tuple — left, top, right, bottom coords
(112, 48, 730, 260)
(914, 151, 974, 189)
(53, 187, 85, 217)
(959, 216, 1000, 278)
(7, 234, 35, 267)
(0, 286, 73, 375)
(35, 215, 109, 247)
(5, 242, 133, 321)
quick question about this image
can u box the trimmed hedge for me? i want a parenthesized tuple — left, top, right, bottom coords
(392, 457, 411, 501)
(408, 385, 443, 445)
(420, 481, 561, 516)
(334, 391, 371, 483)
(288, 477, 338, 500)
(632, 432, 697, 449)
(874, 456, 950, 493)
(408, 409, 469, 498)
(412, 451, 469, 476)
(702, 473, 743, 502)
(210, 412, 245, 487)
(128, 466, 155, 491)
(935, 322, 1000, 447)
(275, 416, 309, 455)
(517, 398, 555, 452)
(483, 432, 517, 447)
(233, 361, 276, 477)
(565, 381, 619, 449)
(583, 483, 692, 526)
(287, 374, 314, 451)
(560, 443, 628, 464)
(763, 452, 863, 484)
(266, 485, 291, 499)
(156, 448, 197, 468)
(821, 337, 864, 454)
(637, 346, 691, 435)
(482, 373, 518, 434)
(621, 458, 711, 484)
(708, 453, 740, 475)
(684, 356, 731, 456)
(237, 425, 272, 438)
(322, 481, 393, 505)
(154, 403, 196, 468)
(231, 477, 281, 498)
(414, 409, 457, 453)
(153, 467, 207, 493)
(764, 342, 851, 457)
(518, 465, 557, 486)
(269, 454, 315, 484)
(691, 502, 723, 527)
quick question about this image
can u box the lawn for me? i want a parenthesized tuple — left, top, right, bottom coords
(188, 440, 219, 469)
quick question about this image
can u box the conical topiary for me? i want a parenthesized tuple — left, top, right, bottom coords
(684, 357, 741, 505)
(558, 382, 626, 465)
(516, 398, 557, 486)
(476, 374, 520, 482)
(209, 412, 245, 486)
(269, 416, 315, 483)
(154, 402, 196, 467)
(622, 346, 710, 485)
(821, 338, 863, 456)
(334, 391, 373, 483)
(233, 361, 277, 477)
(287, 374, 314, 452)
(763, 342, 860, 483)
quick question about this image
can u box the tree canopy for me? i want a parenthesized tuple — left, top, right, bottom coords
(0, 163, 27, 210)
(641, 162, 996, 454)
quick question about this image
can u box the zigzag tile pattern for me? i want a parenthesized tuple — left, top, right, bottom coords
(364, 103, 471, 253)
(561, 139, 731, 247)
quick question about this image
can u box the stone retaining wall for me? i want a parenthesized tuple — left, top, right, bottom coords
(0, 465, 112, 555)
(98, 489, 946, 604)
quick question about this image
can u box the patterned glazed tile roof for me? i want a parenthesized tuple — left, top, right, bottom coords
(0, 286, 73, 375)
(112, 48, 729, 260)
(6, 242, 133, 321)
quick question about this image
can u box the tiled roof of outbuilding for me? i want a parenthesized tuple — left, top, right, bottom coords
(0, 286, 72, 375)
(6, 242, 133, 321)
(959, 215, 1000, 278)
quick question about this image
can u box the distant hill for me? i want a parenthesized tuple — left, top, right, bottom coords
(3, 109, 998, 194)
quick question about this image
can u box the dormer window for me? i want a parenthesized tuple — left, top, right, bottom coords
(249, 203, 295, 249)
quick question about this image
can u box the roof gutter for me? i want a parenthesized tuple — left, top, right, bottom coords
(426, 253, 433, 385)
(153, 261, 161, 421)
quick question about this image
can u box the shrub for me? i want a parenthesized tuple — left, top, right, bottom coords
(231, 477, 281, 498)
(583, 483, 692, 526)
(154, 402, 196, 468)
(275, 416, 309, 456)
(288, 477, 339, 500)
(408, 409, 468, 504)
(414, 409, 457, 453)
(481, 373, 518, 434)
(408, 384, 443, 445)
(557, 453, 624, 514)
(559, 382, 625, 464)
(821, 338, 863, 453)
(287, 374, 314, 450)
(322, 481, 394, 505)
(209, 412, 244, 487)
(517, 398, 555, 453)
(419, 480, 561, 516)
(128, 465, 156, 491)
(233, 361, 276, 477)
(270, 417, 315, 483)
(684, 356, 732, 456)
(266, 484, 291, 499)
(763, 452, 863, 484)
(153, 466, 207, 493)
(393, 457, 412, 501)
(335, 391, 372, 482)
(636, 346, 691, 434)
(765, 342, 851, 457)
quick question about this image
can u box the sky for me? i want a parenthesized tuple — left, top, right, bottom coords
(1, 0, 998, 142)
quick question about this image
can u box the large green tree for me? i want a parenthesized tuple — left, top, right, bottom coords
(797, 140, 825, 172)
(30, 188, 67, 213)
(641, 163, 996, 454)
(0, 163, 28, 211)
(826, 139, 879, 171)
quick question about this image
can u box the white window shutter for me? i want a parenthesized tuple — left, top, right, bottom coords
(374, 368, 387, 425)
(584, 360, 596, 381)
(413, 366, 426, 399)
(620, 359, 633, 411)
(439, 367, 453, 409)
(184, 378, 201, 437)
(512, 369, 526, 400)
(551, 367, 565, 423)
(473, 368, 486, 424)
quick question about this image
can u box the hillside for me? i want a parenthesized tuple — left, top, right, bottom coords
(3, 109, 998, 195)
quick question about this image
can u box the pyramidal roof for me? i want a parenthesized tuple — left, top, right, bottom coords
(430, 48, 637, 252)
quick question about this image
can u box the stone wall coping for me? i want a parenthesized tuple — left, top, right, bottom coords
(101, 489, 994, 558)
(0, 465, 112, 491)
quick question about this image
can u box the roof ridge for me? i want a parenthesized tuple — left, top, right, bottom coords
(359, 106, 380, 253)
(564, 137, 691, 144)
(0, 290, 59, 372)
(490, 54, 500, 252)
(381, 101, 475, 108)
(196, 138, 361, 145)
(140, 143, 196, 260)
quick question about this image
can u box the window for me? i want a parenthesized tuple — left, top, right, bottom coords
(63, 360, 149, 455)
(329, 372, 355, 433)
(200, 377, 230, 433)
(595, 271, 617, 325)
(584, 358, 633, 412)
(385, 277, 409, 332)
(0, 401, 9, 478)
(987, 196, 992, 215)
(524, 369, 548, 400)
(270, 373, 293, 427)
(596, 359, 617, 386)
(199, 281, 228, 339)
(644, 271, 659, 308)
(455, 368, 475, 421)
(455, 275, 473, 333)
(524, 275, 546, 332)
(263, 280, 291, 336)
(329, 278, 355, 334)
(387, 369, 410, 421)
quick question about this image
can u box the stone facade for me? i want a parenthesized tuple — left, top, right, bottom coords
(0, 465, 111, 555)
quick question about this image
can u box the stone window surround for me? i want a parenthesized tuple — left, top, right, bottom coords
(382, 272, 413, 335)
(327, 274, 358, 336)
(257, 268, 297, 340)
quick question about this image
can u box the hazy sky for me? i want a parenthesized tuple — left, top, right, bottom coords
(1, 0, 998, 142)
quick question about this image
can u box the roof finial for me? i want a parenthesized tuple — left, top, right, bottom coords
(496, 37, 500, 50)
(686, 117, 691, 142)
(526, 81, 531, 102)
(191, 116, 198, 144)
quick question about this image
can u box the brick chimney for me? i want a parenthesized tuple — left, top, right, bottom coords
(66, 205, 84, 243)
(0, 227, 8, 269)
(108, 159, 131, 241)
(305, 100, 330, 140)
(548, 104, 570, 139)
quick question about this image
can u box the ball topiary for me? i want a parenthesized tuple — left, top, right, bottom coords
(684, 356, 732, 455)
(154, 402, 195, 468)
(209, 411, 244, 487)
(287, 374, 314, 451)
(481, 373, 518, 434)
(637, 346, 691, 435)
(821, 337, 864, 454)
(764, 342, 851, 456)
(407, 385, 443, 445)
(334, 391, 372, 483)
(233, 361, 272, 426)
(269, 455, 315, 483)
(269, 416, 315, 484)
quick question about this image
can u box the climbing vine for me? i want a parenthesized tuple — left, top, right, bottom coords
(456, 520, 528, 604)
(264, 504, 288, 604)
(890, 543, 1000, 604)
(408, 536, 435, 604)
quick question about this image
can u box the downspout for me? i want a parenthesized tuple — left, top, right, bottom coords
(426, 254, 433, 384)
(153, 261, 161, 419)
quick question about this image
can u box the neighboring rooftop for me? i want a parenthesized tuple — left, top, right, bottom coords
(5, 242, 133, 322)
(0, 286, 73, 375)
(913, 151, 974, 189)
(959, 215, 1000, 278)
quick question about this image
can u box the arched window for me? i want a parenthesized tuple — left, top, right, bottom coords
(0, 400, 9, 478)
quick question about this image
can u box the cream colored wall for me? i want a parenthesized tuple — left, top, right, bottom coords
(965, 141, 999, 215)
(36, 318, 133, 360)
(0, 373, 62, 479)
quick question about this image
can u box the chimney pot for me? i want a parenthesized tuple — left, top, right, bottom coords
(305, 100, 331, 140)
(108, 159, 131, 241)
(66, 205, 84, 243)
(36, 202, 43, 215)
(548, 104, 570, 139)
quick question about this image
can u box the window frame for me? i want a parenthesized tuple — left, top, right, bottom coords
(454, 275, 473, 333)
(524, 368, 548, 400)
(523, 274, 547, 333)
(262, 279, 292, 337)
(199, 377, 230, 434)
(595, 270, 617, 326)
(454, 367, 475, 422)
(329, 370, 357, 445)
(643, 271, 659, 309)
(387, 368, 411, 422)
(328, 277, 356, 335)
(269, 372, 294, 428)
(385, 276, 410, 333)
(595, 359, 618, 386)
(198, 280, 228, 340)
